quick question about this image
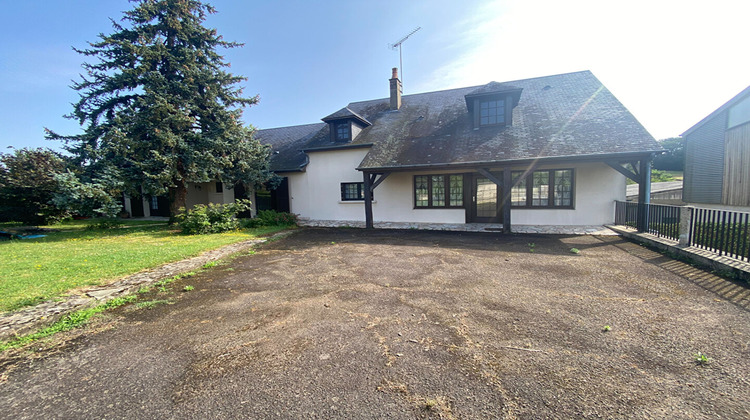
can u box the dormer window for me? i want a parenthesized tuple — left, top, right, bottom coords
(479, 99, 505, 126)
(335, 122, 350, 142)
(465, 82, 522, 129)
(322, 106, 373, 144)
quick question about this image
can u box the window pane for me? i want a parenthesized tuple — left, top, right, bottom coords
(478, 99, 505, 126)
(431, 175, 445, 207)
(341, 182, 364, 200)
(532, 171, 549, 206)
(449, 175, 463, 206)
(336, 123, 349, 141)
(511, 172, 527, 206)
(415, 176, 429, 207)
(553, 170, 572, 206)
(475, 177, 497, 217)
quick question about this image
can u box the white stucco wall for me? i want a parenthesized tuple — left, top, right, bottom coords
(287, 148, 371, 221)
(288, 150, 624, 226)
(369, 171, 466, 223)
(511, 162, 624, 226)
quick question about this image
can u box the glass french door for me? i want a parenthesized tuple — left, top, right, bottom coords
(471, 175, 501, 223)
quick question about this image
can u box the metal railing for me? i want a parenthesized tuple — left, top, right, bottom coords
(614, 201, 681, 241)
(690, 207, 750, 261)
(614, 201, 638, 229)
(647, 202, 681, 241)
(614, 201, 750, 262)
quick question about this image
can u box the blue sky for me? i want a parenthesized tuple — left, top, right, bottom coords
(1, 0, 749, 153)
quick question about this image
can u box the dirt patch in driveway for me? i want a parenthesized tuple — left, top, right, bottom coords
(1, 228, 749, 419)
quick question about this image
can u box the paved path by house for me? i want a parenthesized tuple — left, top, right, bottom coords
(1, 228, 749, 419)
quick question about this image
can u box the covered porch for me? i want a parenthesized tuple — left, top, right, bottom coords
(360, 153, 656, 233)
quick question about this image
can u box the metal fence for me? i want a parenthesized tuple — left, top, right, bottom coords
(614, 201, 681, 241)
(614, 201, 639, 229)
(614, 201, 750, 262)
(690, 207, 750, 261)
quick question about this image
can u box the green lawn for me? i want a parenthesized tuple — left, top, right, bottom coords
(0, 220, 290, 313)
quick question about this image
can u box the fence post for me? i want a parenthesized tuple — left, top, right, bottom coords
(678, 206, 692, 246)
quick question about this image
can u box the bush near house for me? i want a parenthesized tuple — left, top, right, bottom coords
(243, 210, 298, 228)
(175, 200, 252, 235)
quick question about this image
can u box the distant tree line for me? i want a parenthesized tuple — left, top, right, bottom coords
(0, 148, 122, 225)
(652, 137, 684, 172)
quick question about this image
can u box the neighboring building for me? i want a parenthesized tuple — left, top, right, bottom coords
(626, 181, 683, 205)
(256, 69, 661, 231)
(683, 85, 750, 211)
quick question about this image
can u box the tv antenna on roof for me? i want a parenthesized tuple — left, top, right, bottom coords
(389, 27, 421, 87)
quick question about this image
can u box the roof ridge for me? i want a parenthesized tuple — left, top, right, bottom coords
(258, 122, 325, 132)
(347, 70, 594, 107)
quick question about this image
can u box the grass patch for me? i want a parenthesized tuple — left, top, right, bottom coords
(0, 295, 137, 352)
(694, 351, 711, 366)
(0, 220, 291, 312)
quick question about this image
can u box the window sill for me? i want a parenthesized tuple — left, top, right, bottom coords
(339, 200, 377, 204)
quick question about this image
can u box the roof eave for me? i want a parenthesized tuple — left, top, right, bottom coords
(302, 143, 373, 153)
(357, 150, 663, 172)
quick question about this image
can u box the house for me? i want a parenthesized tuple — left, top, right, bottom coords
(256, 69, 662, 232)
(682, 85, 750, 211)
(122, 181, 238, 218)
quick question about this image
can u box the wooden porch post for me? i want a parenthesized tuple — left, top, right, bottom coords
(363, 171, 373, 229)
(502, 168, 512, 233)
(637, 156, 652, 232)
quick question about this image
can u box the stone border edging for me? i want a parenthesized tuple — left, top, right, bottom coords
(0, 230, 296, 341)
(299, 219, 617, 235)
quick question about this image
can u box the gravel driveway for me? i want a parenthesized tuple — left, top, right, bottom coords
(1, 228, 749, 419)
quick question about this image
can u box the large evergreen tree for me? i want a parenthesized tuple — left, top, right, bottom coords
(48, 0, 273, 216)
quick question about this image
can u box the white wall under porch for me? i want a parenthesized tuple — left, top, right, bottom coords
(511, 162, 625, 226)
(366, 162, 623, 226)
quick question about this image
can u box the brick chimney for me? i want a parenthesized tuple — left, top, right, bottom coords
(389, 67, 402, 110)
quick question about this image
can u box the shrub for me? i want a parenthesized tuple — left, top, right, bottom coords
(52, 171, 123, 220)
(243, 210, 298, 228)
(176, 199, 251, 234)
